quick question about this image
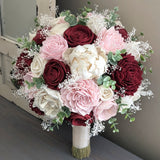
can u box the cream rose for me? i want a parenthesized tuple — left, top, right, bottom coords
(48, 22, 70, 36)
(119, 91, 141, 113)
(31, 54, 47, 78)
(99, 86, 114, 101)
(34, 86, 63, 119)
(63, 44, 107, 80)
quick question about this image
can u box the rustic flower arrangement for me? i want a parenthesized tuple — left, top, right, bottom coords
(11, 3, 153, 159)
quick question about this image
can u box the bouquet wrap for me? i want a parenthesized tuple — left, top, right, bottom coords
(72, 125, 91, 159)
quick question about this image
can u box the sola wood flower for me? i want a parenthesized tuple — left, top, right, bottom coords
(60, 79, 100, 116)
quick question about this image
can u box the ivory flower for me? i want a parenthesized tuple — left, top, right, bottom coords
(31, 54, 47, 78)
(48, 22, 70, 36)
(63, 44, 107, 80)
(34, 86, 63, 119)
(99, 86, 114, 101)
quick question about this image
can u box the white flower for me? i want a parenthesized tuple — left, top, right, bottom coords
(63, 45, 107, 80)
(126, 41, 151, 61)
(119, 90, 141, 113)
(29, 32, 36, 42)
(87, 13, 106, 34)
(99, 86, 114, 101)
(48, 22, 70, 36)
(34, 86, 63, 119)
(31, 54, 47, 78)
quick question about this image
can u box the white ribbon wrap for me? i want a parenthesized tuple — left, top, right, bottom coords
(72, 125, 90, 149)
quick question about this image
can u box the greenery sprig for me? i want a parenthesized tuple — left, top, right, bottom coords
(121, 108, 135, 122)
(25, 76, 45, 89)
(105, 7, 119, 29)
(108, 49, 126, 65)
(97, 75, 116, 90)
(49, 107, 71, 131)
(17, 38, 40, 52)
(108, 118, 119, 133)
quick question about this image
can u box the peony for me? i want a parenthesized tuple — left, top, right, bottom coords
(63, 44, 107, 80)
(40, 35, 68, 60)
(63, 24, 97, 47)
(97, 27, 126, 53)
(111, 54, 143, 96)
(31, 54, 47, 78)
(93, 99, 118, 121)
(23, 72, 38, 99)
(99, 86, 114, 101)
(43, 59, 70, 90)
(34, 86, 63, 119)
(60, 79, 100, 116)
(67, 112, 93, 126)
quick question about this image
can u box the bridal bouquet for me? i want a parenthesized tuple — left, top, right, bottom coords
(11, 4, 153, 159)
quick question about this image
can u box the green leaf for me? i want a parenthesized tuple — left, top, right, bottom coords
(149, 67, 152, 73)
(111, 85, 116, 90)
(130, 117, 135, 122)
(143, 67, 147, 75)
(140, 55, 146, 62)
(65, 15, 78, 26)
(97, 76, 103, 85)
(60, 10, 71, 17)
(103, 81, 110, 88)
(121, 108, 128, 114)
(120, 49, 126, 54)
(103, 76, 111, 82)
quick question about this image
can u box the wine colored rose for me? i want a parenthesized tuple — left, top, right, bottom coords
(40, 35, 68, 61)
(111, 54, 143, 96)
(43, 59, 70, 90)
(93, 99, 118, 121)
(67, 112, 93, 126)
(16, 52, 33, 76)
(33, 28, 48, 46)
(61, 79, 100, 116)
(115, 25, 128, 41)
(63, 24, 97, 47)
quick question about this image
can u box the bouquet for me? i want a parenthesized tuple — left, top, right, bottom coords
(11, 3, 153, 159)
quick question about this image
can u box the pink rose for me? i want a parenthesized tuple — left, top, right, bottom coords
(60, 79, 100, 116)
(97, 27, 126, 53)
(40, 35, 68, 60)
(23, 72, 38, 99)
(93, 99, 118, 121)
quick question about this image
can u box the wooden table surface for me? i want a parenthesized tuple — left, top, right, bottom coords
(0, 96, 143, 160)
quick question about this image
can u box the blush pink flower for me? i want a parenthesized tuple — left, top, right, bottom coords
(97, 27, 126, 53)
(93, 99, 118, 121)
(23, 72, 38, 99)
(40, 35, 68, 60)
(60, 79, 100, 116)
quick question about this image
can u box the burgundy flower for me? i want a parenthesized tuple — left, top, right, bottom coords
(67, 112, 93, 126)
(29, 99, 44, 116)
(111, 54, 143, 96)
(33, 29, 47, 46)
(43, 59, 70, 90)
(63, 24, 97, 47)
(115, 25, 128, 41)
(16, 52, 33, 76)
